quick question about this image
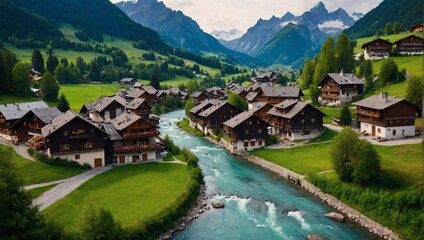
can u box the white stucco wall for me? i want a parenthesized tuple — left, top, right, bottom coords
(360, 122, 415, 139)
(398, 51, 423, 55)
(115, 150, 156, 164)
(49, 149, 105, 168)
(364, 50, 389, 60)
(235, 139, 265, 151)
(290, 129, 322, 141)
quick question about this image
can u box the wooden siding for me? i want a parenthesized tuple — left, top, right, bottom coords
(12, 112, 45, 142)
(356, 100, 416, 127)
(226, 116, 268, 142)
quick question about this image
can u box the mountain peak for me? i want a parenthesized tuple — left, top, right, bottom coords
(313, 1, 326, 10)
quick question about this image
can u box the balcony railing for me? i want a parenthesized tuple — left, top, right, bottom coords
(123, 130, 160, 138)
(114, 144, 158, 153)
(69, 134, 89, 139)
(357, 109, 380, 118)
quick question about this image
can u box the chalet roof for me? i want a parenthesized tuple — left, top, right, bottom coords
(32, 107, 62, 124)
(111, 112, 141, 131)
(248, 102, 271, 114)
(41, 110, 104, 138)
(126, 98, 149, 110)
(353, 95, 411, 110)
(245, 92, 259, 101)
(189, 99, 219, 114)
(191, 91, 203, 98)
(261, 86, 302, 98)
(198, 100, 229, 117)
(320, 73, 365, 86)
(224, 111, 254, 128)
(268, 100, 324, 119)
(274, 99, 299, 110)
(205, 86, 224, 93)
(361, 38, 393, 48)
(246, 85, 261, 92)
(394, 35, 424, 44)
(0, 101, 49, 121)
(120, 78, 135, 83)
(141, 86, 157, 92)
(232, 88, 247, 95)
(102, 122, 123, 141)
(133, 82, 143, 88)
(93, 95, 126, 112)
(126, 90, 147, 99)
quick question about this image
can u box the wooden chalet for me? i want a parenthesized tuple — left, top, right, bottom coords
(119, 78, 136, 85)
(126, 98, 152, 120)
(80, 95, 126, 122)
(0, 101, 49, 140)
(410, 24, 424, 32)
(31, 88, 42, 97)
(205, 87, 227, 99)
(246, 86, 303, 110)
(189, 100, 242, 135)
(353, 93, 417, 140)
(318, 71, 365, 106)
(267, 100, 325, 140)
(250, 72, 277, 85)
(361, 38, 393, 60)
(103, 112, 159, 164)
(133, 82, 144, 90)
(394, 35, 424, 55)
(11, 107, 62, 143)
(248, 102, 273, 123)
(226, 81, 243, 92)
(231, 88, 248, 99)
(125, 90, 157, 106)
(223, 111, 269, 151)
(41, 111, 108, 167)
(30, 68, 42, 82)
(191, 91, 208, 104)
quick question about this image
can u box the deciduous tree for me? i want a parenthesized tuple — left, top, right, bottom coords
(334, 33, 354, 73)
(339, 105, 352, 126)
(228, 93, 248, 110)
(0, 49, 18, 92)
(46, 54, 59, 74)
(184, 98, 196, 117)
(11, 62, 31, 97)
(313, 37, 335, 85)
(79, 203, 122, 240)
(405, 76, 423, 110)
(301, 58, 314, 88)
(377, 58, 398, 87)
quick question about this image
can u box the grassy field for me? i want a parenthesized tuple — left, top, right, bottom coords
(44, 163, 188, 232)
(318, 107, 356, 124)
(364, 80, 409, 98)
(307, 129, 338, 143)
(59, 83, 121, 111)
(251, 143, 422, 188)
(353, 32, 422, 54)
(369, 55, 423, 77)
(0, 94, 39, 105)
(0, 145, 86, 185)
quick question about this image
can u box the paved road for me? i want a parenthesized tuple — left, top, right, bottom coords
(0, 137, 35, 161)
(33, 166, 111, 211)
(24, 179, 68, 190)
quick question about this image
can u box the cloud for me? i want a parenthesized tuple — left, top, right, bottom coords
(111, 0, 382, 34)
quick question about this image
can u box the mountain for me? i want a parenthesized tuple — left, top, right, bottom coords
(230, 1, 355, 66)
(256, 24, 320, 67)
(116, 0, 263, 66)
(211, 29, 244, 41)
(351, 12, 364, 21)
(344, 0, 423, 39)
(6, 0, 170, 52)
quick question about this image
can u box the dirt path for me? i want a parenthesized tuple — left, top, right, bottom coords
(33, 166, 111, 211)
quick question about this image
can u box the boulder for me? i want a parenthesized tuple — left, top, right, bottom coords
(325, 212, 345, 222)
(212, 201, 225, 208)
(307, 233, 329, 240)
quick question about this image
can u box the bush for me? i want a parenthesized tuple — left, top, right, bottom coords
(265, 134, 278, 146)
(27, 148, 91, 169)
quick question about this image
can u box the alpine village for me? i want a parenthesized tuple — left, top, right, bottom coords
(0, 0, 422, 239)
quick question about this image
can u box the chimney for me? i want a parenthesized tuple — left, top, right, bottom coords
(379, 92, 383, 99)
(384, 92, 388, 103)
(340, 69, 344, 75)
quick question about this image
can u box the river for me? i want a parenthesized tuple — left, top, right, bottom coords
(159, 110, 376, 240)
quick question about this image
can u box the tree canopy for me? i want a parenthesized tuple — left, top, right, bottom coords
(228, 93, 248, 110)
(41, 71, 59, 101)
(405, 76, 423, 110)
(11, 62, 31, 97)
(339, 105, 352, 126)
(31, 49, 45, 74)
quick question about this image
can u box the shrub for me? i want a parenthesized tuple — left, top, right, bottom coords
(27, 148, 91, 169)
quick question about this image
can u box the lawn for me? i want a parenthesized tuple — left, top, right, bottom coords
(251, 143, 422, 188)
(27, 184, 58, 199)
(370, 55, 423, 77)
(364, 80, 409, 99)
(307, 129, 338, 144)
(0, 94, 40, 105)
(318, 107, 356, 124)
(353, 32, 422, 54)
(44, 163, 189, 232)
(59, 83, 121, 111)
(1, 145, 86, 185)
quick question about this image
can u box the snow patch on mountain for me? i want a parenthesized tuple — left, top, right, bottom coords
(318, 20, 349, 30)
(280, 21, 298, 27)
(351, 12, 364, 21)
(211, 28, 244, 41)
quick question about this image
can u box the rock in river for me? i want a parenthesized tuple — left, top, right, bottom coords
(212, 201, 225, 208)
(325, 212, 345, 222)
(307, 233, 329, 240)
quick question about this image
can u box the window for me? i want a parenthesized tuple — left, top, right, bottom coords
(311, 118, 315, 123)
(245, 129, 249, 134)
(64, 130, 68, 136)
(250, 141, 255, 147)
(24, 121, 26, 126)
(258, 129, 262, 133)
(60, 144, 69, 150)
(393, 130, 396, 136)
(244, 141, 248, 147)
(83, 142, 93, 148)
(301, 111, 304, 115)
(258, 140, 263, 145)
(91, 128, 94, 133)
(378, 128, 381, 133)
(301, 119, 305, 123)
(249, 121, 252, 125)
(75, 154, 80, 160)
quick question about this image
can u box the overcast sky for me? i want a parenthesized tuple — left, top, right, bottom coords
(111, 0, 383, 34)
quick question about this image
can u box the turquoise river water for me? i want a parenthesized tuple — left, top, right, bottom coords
(160, 110, 377, 240)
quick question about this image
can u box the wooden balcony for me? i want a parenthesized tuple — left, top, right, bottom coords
(321, 93, 339, 99)
(114, 144, 158, 153)
(357, 109, 380, 118)
(123, 130, 160, 139)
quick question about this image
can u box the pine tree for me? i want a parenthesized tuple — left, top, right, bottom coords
(0, 50, 4, 93)
(54, 64, 67, 84)
(11, 62, 31, 97)
(57, 93, 70, 112)
(384, 22, 393, 35)
(313, 37, 335, 85)
(1, 49, 18, 92)
(393, 22, 401, 34)
(76, 56, 86, 74)
(41, 71, 60, 101)
(31, 49, 45, 74)
(46, 54, 59, 74)
(405, 76, 423, 110)
(88, 61, 100, 81)
(334, 34, 354, 73)
(301, 58, 314, 88)
(339, 105, 352, 126)
(150, 73, 160, 89)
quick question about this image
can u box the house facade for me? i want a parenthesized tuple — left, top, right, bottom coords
(361, 38, 393, 60)
(80, 96, 126, 122)
(126, 98, 151, 120)
(268, 100, 325, 140)
(246, 86, 303, 110)
(224, 112, 269, 151)
(248, 102, 273, 124)
(410, 24, 424, 32)
(41, 111, 108, 167)
(120, 78, 136, 85)
(353, 93, 417, 140)
(318, 72, 365, 106)
(394, 35, 424, 55)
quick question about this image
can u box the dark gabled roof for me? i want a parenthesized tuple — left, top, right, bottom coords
(361, 38, 393, 48)
(126, 90, 147, 99)
(126, 98, 149, 110)
(133, 82, 143, 88)
(41, 110, 105, 138)
(248, 102, 271, 114)
(93, 96, 126, 112)
(120, 78, 136, 83)
(189, 99, 219, 114)
(246, 85, 261, 92)
(141, 86, 157, 92)
(245, 91, 259, 101)
(261, 86, 302, 98)
(11, 107, 62, 129)
(0, 101, 49, 121)
(198, 100, 230, 117)
(319, 73, 365, 86)
(268, 100, 325, 119)
(353, 95, 416, 110)
(205, 86, 224, 93)
(274, 99, 299, 110)
(232, 88, 247, 95)
(111, 112, 155, 131)
(394, 35, 424, 44)
(191, 91, 203, 98)
(102, 122, 123, 141)
(223, 111, 258, 128)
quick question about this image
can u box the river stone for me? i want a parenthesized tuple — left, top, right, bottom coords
(325, 212, 345, 222)
(212, 201, 225, 208)
(307, 233, 329, 240)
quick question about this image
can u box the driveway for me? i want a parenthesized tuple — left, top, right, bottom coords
(33, 166, 111, 211)
(0, 137, 35, 161)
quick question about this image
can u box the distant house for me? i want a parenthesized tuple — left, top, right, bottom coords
(31, 88, 42, 97)
(224, 111, 269, 151)
(353, 93, 417, 140)
(248, 102, 273, 124)
(394, 35, 424, 55)
(11, 107, 62, 142)
(318, 71, 365, 106)
(29, 68, 42, 82)
(268, 100, 325, 140)
(189, 100, 242, 135)
(119, 78, 136, 85)
(133, 82, 144, 89)
(246, 86, 303, 110)
(0, 101, 49, 140)
(191, 91, 208, 104)
(226, 81, 243, 92)
(205, 87, 227, 99)
(250, 72, 277, 85)
(80, 95, 126, 122)
(41, 111, 108, 167)
(361, 38, 393, 60)
(125, 98, 151, 120)
(231, 88, 248, 99)
(410, 24, 424, 32)
(103, 112, 159, 164)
